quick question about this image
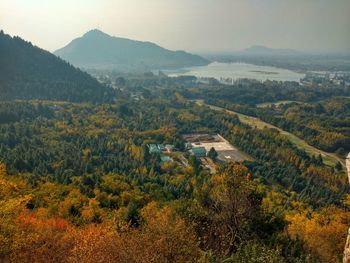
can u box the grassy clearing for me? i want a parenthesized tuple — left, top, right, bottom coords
(256, 100, 302, 108)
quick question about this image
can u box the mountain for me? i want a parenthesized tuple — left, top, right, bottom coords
(54, 29, 209, 71)
(240, 45, 302, 56)
(0, 30, 115, 102)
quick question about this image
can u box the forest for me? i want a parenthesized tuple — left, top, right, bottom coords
(178, 79, 350, 156)
(255, 97, 350, 154)
(0, 31, 115, 102)
(0, 78, 349, 262)
(1, 0, 349, 261)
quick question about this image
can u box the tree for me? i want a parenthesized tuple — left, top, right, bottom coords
(189, 155, 201, 175)
(208, 147, 218, 160)
(67, 202, 201, 263)
(0, 162, 6, 176)
(286, 206, 350, 263)
(229, 241, 286, 263)
(196, 163, 260, 257)
(317, 154, 323, 165)
(335, 161, 343, 171)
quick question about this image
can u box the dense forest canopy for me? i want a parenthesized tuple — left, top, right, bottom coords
(0, 30, 115, 102)
(178, 80, 350, 155)
(0, 30, 349, 261)
(0, 76, 349, 262)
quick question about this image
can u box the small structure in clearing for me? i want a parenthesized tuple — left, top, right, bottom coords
(190, 146, 207, 157)
(148, 144, 161, 154)
(148, 143, 175, 154)
(183, 133, 251, 163)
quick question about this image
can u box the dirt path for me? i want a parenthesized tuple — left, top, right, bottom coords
(195, 100, 346, 167)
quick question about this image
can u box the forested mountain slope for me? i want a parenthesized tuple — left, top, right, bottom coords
(0, 30, 115, 102)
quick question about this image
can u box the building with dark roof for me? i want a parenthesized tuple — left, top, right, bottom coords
(190, 147, 207, 157)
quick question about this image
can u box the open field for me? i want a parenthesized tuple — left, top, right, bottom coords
(183, 133, 252, 162)
(194, 100, 345, 167)
(256, 100, 302, 108)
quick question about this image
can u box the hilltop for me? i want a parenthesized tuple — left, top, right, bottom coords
(0, 30, 114, 102)
(54, 29, 209, 71)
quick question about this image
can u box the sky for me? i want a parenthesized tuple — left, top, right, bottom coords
(1, 0, 349, 53)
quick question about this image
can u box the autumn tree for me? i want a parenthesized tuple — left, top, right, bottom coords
(67, 202, 201, 263)
(194, 163, 261, 257)
(286, 206, 350, 263)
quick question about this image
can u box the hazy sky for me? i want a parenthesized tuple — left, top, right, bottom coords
(1, 0, 349, 53)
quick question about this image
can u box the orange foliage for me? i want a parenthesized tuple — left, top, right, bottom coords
(4, 202, 201, 263)
(6, 212, 72, 263)
(0, 162, 6, 176)
(16, 212, 70, 232)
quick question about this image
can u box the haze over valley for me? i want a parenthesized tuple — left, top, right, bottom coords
(1, 1, 350, 262)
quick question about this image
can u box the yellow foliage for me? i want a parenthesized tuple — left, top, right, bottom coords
(0, 162, 6, 177)
(286, 206, 350, 263)
(58, 189, 88, 221)
(0, 170, 33, 256)
(81, 199, 104, 223)
(343, 194, 350, 209)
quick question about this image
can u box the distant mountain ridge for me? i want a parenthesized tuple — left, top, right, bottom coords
(54, 29, 209, 71)
(0, 30, 114, 102)
(240, 45, 302, 56)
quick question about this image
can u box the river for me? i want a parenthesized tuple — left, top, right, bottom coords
(167, 62, 305, 82)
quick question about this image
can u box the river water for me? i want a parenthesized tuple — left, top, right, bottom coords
(167, 62, 305, 82)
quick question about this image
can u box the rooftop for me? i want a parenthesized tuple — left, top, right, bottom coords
(191, 147, 207, 156)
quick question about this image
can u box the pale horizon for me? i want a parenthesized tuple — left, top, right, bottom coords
(1, 0, 350, 54)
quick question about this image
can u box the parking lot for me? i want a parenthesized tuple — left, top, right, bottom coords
(183, 134, 251, 162)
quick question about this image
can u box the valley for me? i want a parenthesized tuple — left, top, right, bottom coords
(1, 2, 350, 261)
(195, 99, 346, 167)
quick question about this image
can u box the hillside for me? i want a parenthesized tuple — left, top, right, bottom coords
(0, 79, 349, 261)
(0, 30, 115, 102)
(54, 29, 209, 71)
